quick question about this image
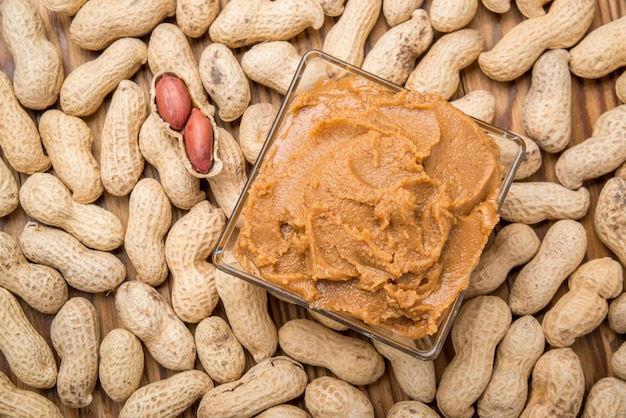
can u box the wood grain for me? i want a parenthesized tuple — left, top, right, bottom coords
(1, 0, 625, 417)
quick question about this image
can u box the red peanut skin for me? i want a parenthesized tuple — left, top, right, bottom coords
(155, 74, 191, 131)
(183, 108, 214, 173)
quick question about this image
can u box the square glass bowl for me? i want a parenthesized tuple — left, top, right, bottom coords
(212, 50, 525, 360)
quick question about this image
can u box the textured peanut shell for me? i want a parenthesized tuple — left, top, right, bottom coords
(69, 0, 175, 50)
(520, 348, 585, 418)
(120, 370, 212, 418)
(240, 41, 302, 96)
(522, 49, 572, 153)
(0, 371, 63, 418)
(315, 0, 345, 16)
(608, 293, 626, 334)
(582, 377, 626, 418)
(0, 0, 64, 110)
(0, 157, 18, 218)
(0, 71, 50, 174)
(42, 0, 88, 15)
(612, 341, 626, 380)
(209, 0, 324, 48)
(197, 356, 308, 418)
(372, 339, 436, 403)
(382, 0, 423, 26)
(60, 37, 147, 117)
(483, 0, 511, 13)
(176, 0, 219, 38)
(255, 404, 312, 418)
(39, 109, 103, 204)
(115, 280, 196, 371)
(555, 104, 626, 189)
(138, 114, 206, 209)
(323, 0, 382, 66)
(207, 128, 248, 218)
(450, 90, 496, 123)
(214, 268, 278, 362)
(19, 222, 126, 293)
(304, 376, 375, 418)
(478, 0, 596, 81)
(436, 295, 511, 418)
(195, 316, 246, 384)
(477, 315, 545, 418)
(307, 309, 349, 331)
(99, 328, 144, 403)
(499, 182, 590, 224)
(279, 318, 385, 386)
(405, 28, 484, 100)
(429, 0, 476, 33)
(617, 71, 626, 104)
(508, 219, 587, 316)
(542, 257, 623, 347)
(166, 200, 226, 323)
(0, 287, 57, 389)
(386, 401, 441, 418)
(515, 0, 550, 18)
(19, 172, 125, 251)
(362, 9, 433, 85)
(466, 223, 540, 299)
(569, 15, 626, 79)
(124, 178, 171, 286)
(100, 79, 148, 197)
(0, 229, 67, 314)
(490, 133, 543, 180)
(50, 297, 100, 408)
(238, 102, 278, 164)
(199, 42, 250, 122)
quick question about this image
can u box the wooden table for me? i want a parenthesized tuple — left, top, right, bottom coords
(1, 1, 625, 417)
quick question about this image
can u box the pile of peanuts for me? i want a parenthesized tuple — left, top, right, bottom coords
(1, 0, 626, 417)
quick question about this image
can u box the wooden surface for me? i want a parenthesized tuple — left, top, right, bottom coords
(1, 1, 626, 417)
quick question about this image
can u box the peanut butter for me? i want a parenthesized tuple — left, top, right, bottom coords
(234, 76, 502, 339)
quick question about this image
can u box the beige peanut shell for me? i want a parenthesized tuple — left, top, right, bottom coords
(209, 0, 325, 48)
(0, 0, 64, 110)
(490, 133, 542, 180)
(405, 28, 484, 100)
(0, 157, 18, 217)
(478, 0, 596, 81)
(50, 297, 100, 408)
(166, 200, 226, 323)
(508, 219, 588, 316)
(436, 295, 512, 418)
(19, 222, 126, 293)
(241, 41, 302, 96)
(176, 0, 219, 38)
(522, 48, 572, 153)
(429, 0, 477, 33)
(0, 371, 63, 418)
(617, 71, 626, 104)
(279, 319, 385, 386)
(0, 71, 50, 174)
(315, 0, 345, 16)
(569, 15, 626, 79)
(555, 104, 626, 189)
(582, 377, 626, 418)
(199, 42, 250, 122)
(323, 0, 382, 67)
(382, 0, 423, 26)
(255, 404, 312, 418)
(612, 341, 626, 380)
(19, 172, 125, 251)
(69, 0, 176, 50)
(138, 113, 206, 209)
(386, 401, 441, 418)
(482, 0, 511, 13)
(499, 181, 590, 224)
(608, 293, 626, 334)
(99, 328, 144, 403)
(362, 9, 433, 86)
(520, 348, 585, 418)
(42, 0, 88, 15)
(115, 280, 196, 371)
(198, 356, 308, 418)
(307, 309, 349, 331)
(39, 109, 103, 204)
(515, 0, 550, 18)
(124, 177, 172, 286)
(304, 376, 375, 418)
(214, 268, 278, 362)
(100, 79, 148, 197)
(0, 287, 57, 389)
(195, 316, 246, 384)
(450, 90, 496, 123)
(120, 370, 213, 418)
(60, 37, 148, 117)
(0, 229, 67, 314)
(238, 102, 279, 164)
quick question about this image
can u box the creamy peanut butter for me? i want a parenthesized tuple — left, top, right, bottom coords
(234, 76, 502, 339)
